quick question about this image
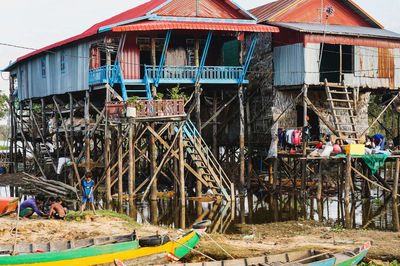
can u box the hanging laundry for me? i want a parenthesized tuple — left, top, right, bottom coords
(293, 130, 301, 145)
(286, 129, 294, 145)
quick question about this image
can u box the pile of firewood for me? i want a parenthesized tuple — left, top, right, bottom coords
(22, 172, 78, 199)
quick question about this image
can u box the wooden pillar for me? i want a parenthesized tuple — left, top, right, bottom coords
(54, 102, 60, 165)
(393, 158, 400, 199)
(317, 161, 323, 201)
(20, 102, 26, 171)
(273, 159, 278, 190)
(345, 155, 352, 228)
(179, 122, 185, 206)
(246, 98, 253, 181)
(128, 124, 135, 201)
(194, 39, 200, 67)
(301, 85, 308, 191)
(29, 100, 36, 166)
(118, 124, 123, 213)
(105, 89, 111, 209)
(393, 198, 400, 232)
(149, 122, 157, 201)
(212, 91, 218, 158)
(239, 85, 245, 190)
(85, 90, 90, 172)
(151, 38, 157, 97)
(194, 37, 202, 197)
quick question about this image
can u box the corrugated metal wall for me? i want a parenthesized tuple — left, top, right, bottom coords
(120, 35, 140, 80)
(273, 43, 305, 86)
(304, 43, 320, 85)
(16, 42, 89, 100)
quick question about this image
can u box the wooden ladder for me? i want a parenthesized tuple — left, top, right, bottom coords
(325, 81, 359, 143)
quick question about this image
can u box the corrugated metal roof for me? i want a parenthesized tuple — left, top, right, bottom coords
(249, 0, 382, 28)
(156, 0, 245, 19)
(249, 0, 303, 23)
(13, 0, 166, 65)
(273, 22, 400, 39)
(113, 21, 279, 32)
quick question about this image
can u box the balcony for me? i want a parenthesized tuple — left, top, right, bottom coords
(88, 65, 116, 85)
(89, 65, 248, 86)
(145, 65, 247, 84)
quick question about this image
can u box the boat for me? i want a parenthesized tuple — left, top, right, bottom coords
(0, 197, 18, 217)
(155, 241, 371, 266)
(0, 220, 210, 265)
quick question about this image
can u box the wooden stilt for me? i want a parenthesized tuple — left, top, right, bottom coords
(212, 90, 218, 158)
(118, 123, 123, 213)
(179, 121, 185, 207)
(345, 155, 352, 228)
(149, 122, 157, 201)
(128, 123, 135, 201)
(393, 159, 400, 199)
(301, 85, 308, 191)
(20, 102, 26, 171)
(239, 85, 245, 191)
(85, 91, 90, 172)
(105, 89, 111, 209)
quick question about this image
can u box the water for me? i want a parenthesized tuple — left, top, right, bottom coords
(1, 181, 399, 232)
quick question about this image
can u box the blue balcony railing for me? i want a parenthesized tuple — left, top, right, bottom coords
(89, 65, 116, 85)
(145, 65, 245, 84)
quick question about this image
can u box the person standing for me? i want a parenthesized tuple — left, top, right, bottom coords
(80, 171, 96, 215)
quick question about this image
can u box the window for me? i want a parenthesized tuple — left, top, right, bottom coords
(61, 53, 65, 73)
(41, 58, 46, 78)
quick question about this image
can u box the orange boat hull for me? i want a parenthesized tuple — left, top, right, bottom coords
(0, 197, 18, 215)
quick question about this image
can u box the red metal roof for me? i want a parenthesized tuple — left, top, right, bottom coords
(112, 21, 279, 33)
(156, 0, 245, 19)
(249, 0, 382, 28)
(17, 0, 167, 62)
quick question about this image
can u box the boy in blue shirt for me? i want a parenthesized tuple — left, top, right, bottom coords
(80, 171, 96, 215)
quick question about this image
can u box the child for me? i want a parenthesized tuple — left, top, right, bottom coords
(48, 197, 66, 219)
(80, 171, 96, 215)
(56, 197, 69, 215)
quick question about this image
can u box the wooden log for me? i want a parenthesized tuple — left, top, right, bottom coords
(118, 124, 123, 213)
(239, 85, 245, 190)
(85, 91, 90, 172)
(105, 87, 111, 209)
(149, 123, 157, 201)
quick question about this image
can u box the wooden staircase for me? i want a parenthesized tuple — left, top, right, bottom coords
(325, 81, 359, 143)
(180, 120, 233, 201)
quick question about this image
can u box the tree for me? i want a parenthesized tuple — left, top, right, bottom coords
(0, 93, 9, 119)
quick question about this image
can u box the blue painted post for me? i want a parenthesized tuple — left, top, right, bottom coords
(239, 33, 258, 84)
(155, 30, 172, 87)
(195, 30, 213, 84)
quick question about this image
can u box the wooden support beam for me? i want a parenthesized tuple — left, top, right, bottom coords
(361, 93, 399, 136)
(201, 94, 237, 130)
(85, 91, 90, 172)
(53, 97, 81, 186)
(118, 124, 123, 213)
(305, 96, 339, 136)
(145, 125, 209, 186)
(149, 123, 157, 201)
(239, 85, 245, 190)
(179, 121, 185, 206)
(394, 159, 400, 200)
(129, 124, 135, 201)
(142, 123, 183, 201)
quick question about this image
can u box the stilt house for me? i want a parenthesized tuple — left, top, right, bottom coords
(3, 0, 278, 203)
(248, 0, 400, 158)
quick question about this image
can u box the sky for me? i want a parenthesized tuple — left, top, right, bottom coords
(0, 0, 399, 95)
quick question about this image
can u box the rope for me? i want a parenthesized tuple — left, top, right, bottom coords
(170, 238, 216, 261)
(202, 232, 234, 260)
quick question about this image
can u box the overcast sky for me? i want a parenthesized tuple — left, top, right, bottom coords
(1, 0, 399, 94)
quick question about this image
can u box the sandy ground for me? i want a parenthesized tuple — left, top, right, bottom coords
(0, 214, 399, 264)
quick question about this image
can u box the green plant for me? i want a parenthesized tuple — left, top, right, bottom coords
(127, 96, 139, 107)
(155, 92, 164, 100)
(330, 224, 345, 232)
(167, 84, 188, 101)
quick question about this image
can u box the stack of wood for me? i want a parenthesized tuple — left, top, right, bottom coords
(22, 172, 78, 199)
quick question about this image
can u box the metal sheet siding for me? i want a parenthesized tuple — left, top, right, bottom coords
(273, 43, 304, 86)
(395, 49, 400, 88)
(304, 42, 320, 85)
(121, 35, 140, 80)
(16, 42, 89, 100)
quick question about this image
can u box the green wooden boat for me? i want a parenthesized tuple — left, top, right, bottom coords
(156, 241, 371, 266)
(0, 220, 210, 266)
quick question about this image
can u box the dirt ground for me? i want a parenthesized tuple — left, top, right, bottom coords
(0, 213, 399, 264)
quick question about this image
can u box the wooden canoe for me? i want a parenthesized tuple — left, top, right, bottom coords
(0, 230, 201, 266)
(157, 241, 371, 266)
(0, 197, 18, 216)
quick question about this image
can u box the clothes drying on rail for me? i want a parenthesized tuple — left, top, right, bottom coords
(292, 130, 301, 145)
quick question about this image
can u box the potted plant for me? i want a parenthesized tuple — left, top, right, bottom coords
(126, 96, 139, 117)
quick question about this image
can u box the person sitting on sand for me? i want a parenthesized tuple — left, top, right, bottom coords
(56, 197, 69, 215)
(47, 197, 66, 219)
(80, 171, 96, 215)
(19, 194, 46, 218)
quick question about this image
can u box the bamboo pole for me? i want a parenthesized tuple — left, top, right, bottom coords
(179, 121, 185, 207)
(128, 124, 135, 201)
(394, 159, 400, 199)
(149, 123, 157, 201)
(118, 124, 123, 213)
